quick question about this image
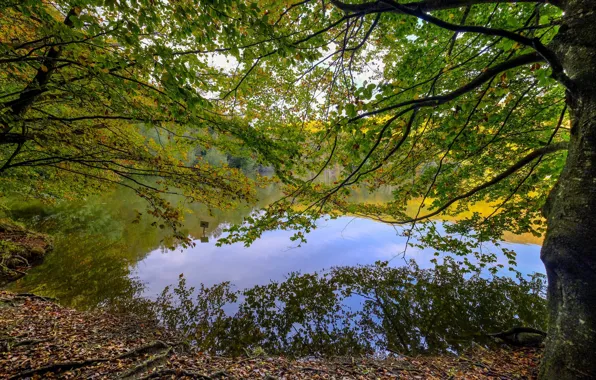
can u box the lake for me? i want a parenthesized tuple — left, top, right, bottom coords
(4, 184, 545, 310)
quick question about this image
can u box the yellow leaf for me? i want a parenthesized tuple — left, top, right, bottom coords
(40, 65, 48, 72)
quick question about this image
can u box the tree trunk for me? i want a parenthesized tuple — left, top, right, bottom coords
(540, 1, 596, 378)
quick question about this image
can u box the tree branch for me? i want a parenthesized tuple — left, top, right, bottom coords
(2, 8, 80, 120)
(330, 0, 561, 14)
(331, 0, 570, 87)
(348, 52, 544, 122)
(375, 141, 569, 224)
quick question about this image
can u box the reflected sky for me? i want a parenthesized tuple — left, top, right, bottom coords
(135, 216, 544, 299)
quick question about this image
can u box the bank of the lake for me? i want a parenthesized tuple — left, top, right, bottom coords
(0, 291, 542, 379)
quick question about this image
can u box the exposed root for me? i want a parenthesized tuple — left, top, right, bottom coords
(489, 327, 547, 337)
(208, 369, 230, 378)
(489, 327, 547, 347)
(137, 368, 211, 379)
(9, 341, 171, 379)
(12, 293, 58, 303)
(120, 346, 172, 379)
(0, 336, 51, 353)
(117, 340, 170, 360)
(9, 357, 111, 379)
(0, 219, 52, 286)
(11, 338, 50, 348)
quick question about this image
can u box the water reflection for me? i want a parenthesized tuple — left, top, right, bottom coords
(135, 217, 544, 299)
(4, 185, 544, 309)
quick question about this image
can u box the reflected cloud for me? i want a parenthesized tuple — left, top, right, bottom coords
(134, 216, 544, 299)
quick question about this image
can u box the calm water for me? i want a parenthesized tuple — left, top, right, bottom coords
(4, 185, 544, 309)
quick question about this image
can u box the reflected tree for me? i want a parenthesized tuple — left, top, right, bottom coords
(153, 260, 547, 357)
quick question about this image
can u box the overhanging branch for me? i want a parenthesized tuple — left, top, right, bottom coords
(349, 52, 544, 122)
(330, 0, 571, 88)
(330, 0, 561, 14)
(377, 141, 569, 224)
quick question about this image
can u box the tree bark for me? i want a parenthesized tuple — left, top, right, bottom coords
(540, 1, 596, 378)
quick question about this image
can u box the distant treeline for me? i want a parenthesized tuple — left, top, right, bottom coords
(194, 146, 273, 175)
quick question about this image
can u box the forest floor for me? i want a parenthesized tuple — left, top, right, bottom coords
(0, 291, 542, 379)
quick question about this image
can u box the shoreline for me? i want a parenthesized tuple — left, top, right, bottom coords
(0, 219, 52, 287)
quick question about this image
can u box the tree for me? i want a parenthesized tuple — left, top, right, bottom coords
(0, 1, 283, 239)
(3, 0, 595, 377)
(207, 0, 593, 378)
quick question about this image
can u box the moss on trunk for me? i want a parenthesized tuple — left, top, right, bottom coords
(540, 1, 596, 377)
